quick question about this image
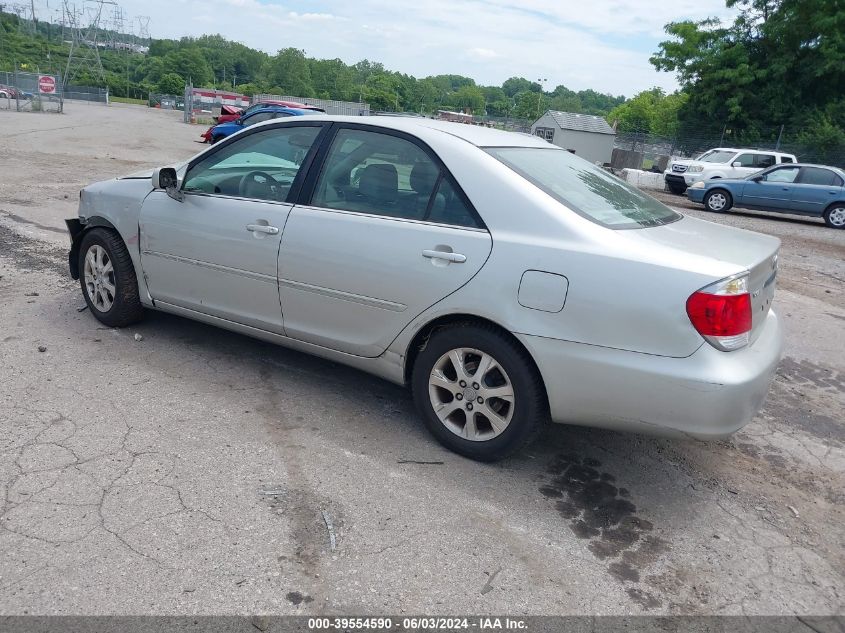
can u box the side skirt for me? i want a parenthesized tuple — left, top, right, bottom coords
(152, 301, 406, 385)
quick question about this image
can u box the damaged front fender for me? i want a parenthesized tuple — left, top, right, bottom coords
(65, 216, 118, 280)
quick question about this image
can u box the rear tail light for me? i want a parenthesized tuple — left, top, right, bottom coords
(686, 273, 752, 351)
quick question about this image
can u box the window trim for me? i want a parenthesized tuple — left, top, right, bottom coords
(180, 120, 331, 205)
(296, 122, 487, 231)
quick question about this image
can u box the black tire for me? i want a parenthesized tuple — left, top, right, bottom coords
(823, 203, 845, 229)
(667, 182, 686, 195)
(411, 323, 547, 461)
(704, 189, 733, 213)
(78, 228, 144, 327)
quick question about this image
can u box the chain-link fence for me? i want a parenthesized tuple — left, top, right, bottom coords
(63, 85, 109, 104)
(612, 127, 845, 171)
(253, 94, 370, 116)
(149, 93, 184, 110)
(184, 85, 250, 124)
(0, 70, 63, 113)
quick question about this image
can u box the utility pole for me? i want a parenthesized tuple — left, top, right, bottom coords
(536, 77, 547, 119)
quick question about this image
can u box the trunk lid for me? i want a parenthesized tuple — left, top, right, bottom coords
(624, 214, 780, 344)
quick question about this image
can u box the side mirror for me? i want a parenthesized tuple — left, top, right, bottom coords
(732, 161, 742, 168)
(152, 167, 183, 202)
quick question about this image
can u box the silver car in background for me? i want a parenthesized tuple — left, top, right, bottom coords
(67, 116, 783, 461)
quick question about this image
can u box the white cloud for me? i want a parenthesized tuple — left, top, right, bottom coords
(467, 47, 500, 60)
(36, 0, 737, 96)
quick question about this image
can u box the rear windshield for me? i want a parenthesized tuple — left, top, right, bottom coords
(485, 147, 681, 229)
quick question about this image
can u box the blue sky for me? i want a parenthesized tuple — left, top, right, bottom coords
(43, 0, 737, 96)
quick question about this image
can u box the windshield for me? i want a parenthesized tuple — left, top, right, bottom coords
(695, 150, 715, 160)
(486, 147, 681, 229)
(699, 150, 736, 163)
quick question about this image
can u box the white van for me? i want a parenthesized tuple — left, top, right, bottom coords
(664, 148, 798, 194)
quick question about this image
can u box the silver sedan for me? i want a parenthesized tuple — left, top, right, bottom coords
(67, 115, 783, 461)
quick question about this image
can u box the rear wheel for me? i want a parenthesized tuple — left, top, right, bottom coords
(411, 323, 547, 461)
(704, 189, 732, 213)
(823, 204, 845, 229)
(78, 228, 144, 327)
(667, 181, 686, 195)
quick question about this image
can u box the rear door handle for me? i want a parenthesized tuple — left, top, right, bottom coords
(246, 224, 279, 235)
(422, 249, 466, 263)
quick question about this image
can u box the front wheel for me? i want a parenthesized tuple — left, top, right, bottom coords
(704, 189, 732, 213)
(823, 204, 845, 229)
(411, 324, 547, 461)
(78, 228, 144, 327)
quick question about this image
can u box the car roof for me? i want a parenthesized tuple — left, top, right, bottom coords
(706, 147, 796, 156)
(770, 163, 845, 174)
(250, 106, 313, 115)
(255, 114, 552, 148)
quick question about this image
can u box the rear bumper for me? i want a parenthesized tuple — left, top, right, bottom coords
(518, 309, 783, 439)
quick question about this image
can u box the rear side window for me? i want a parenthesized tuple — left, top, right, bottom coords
(311, 128, 481, 228)
(798, 167, 844, 187)
(780, 156, 795, 163)
(485, 147, 681, 229)
(755, 154, 776, 168)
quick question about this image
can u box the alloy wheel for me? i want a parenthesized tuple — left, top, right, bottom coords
(83, 244, 116, 312)
(428, 347, 515, 441)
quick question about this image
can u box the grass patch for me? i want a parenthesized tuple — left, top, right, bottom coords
(110, 96, 147, 106)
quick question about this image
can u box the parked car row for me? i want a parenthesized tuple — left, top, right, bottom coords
(664, 148, 797, 194)
(0, 84, 27, 99)
(664, 146, 844, 228)
(201, 100, 326, 143)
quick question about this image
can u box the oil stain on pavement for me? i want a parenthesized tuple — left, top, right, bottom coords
(540, 453, 667, 609)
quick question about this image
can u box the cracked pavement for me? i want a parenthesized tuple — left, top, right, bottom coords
(0, 105, 843, 615)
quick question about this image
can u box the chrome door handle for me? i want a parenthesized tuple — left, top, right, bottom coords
(422, 249, 466, 263)
(246, 224, 279, 235)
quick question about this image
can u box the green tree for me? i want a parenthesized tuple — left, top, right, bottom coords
(651, 0, 845, 147)
(265, 48, 313, 96)
(157, 72, 185, 95)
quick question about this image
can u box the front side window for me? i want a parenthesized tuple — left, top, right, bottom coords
(486, 147, 681, 229)
(311, 128, 479, 227)
(798, 167, 843, 187)
(760, 166, 800, 183)
(183, 125, 322, 201)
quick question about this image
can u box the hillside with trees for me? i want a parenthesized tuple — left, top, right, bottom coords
(0, 10, 624, 118)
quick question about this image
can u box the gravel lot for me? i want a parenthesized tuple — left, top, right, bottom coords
(0, 105, 843, 616)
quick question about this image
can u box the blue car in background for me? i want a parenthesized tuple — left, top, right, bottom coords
(205, 106, 316, 143)
(687, 163, 845, 228)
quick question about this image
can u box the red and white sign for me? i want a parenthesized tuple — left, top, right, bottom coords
(38, 75, 56, 94)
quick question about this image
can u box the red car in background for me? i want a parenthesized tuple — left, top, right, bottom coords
(200, 100, 326, 142)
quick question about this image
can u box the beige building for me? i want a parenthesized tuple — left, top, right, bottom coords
(530, 110, 616, 164)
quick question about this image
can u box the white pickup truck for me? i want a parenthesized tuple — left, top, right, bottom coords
(664, 147, 798, 194)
